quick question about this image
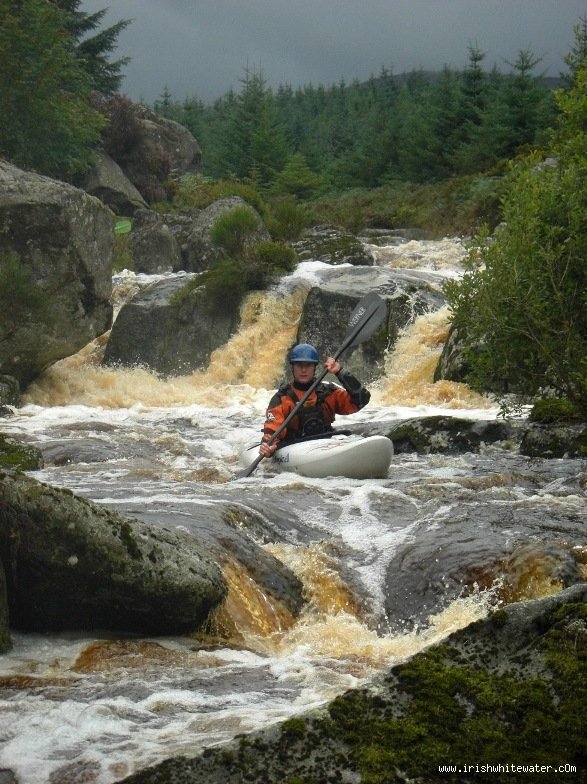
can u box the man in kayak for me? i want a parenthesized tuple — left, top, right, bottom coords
(259, 343, 371, 457)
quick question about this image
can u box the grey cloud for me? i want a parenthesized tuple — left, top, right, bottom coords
(80, 0, 585, 102)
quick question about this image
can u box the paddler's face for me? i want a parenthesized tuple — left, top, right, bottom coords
(291, 362, 316, 384)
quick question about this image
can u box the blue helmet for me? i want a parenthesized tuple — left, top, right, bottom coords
(289, 343, 319, 363)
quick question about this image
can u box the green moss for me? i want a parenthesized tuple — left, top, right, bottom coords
(118, 520, 141, 560)
(320, 610, 587, 783)
(0, 435, 43, 471)
(529, 398, 583, 424)
(280, 718, 308, 740)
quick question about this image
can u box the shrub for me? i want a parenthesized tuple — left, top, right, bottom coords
(443, 68, 587, 407)
(210, 207, 260, 257)
(173, 175, 266, 214)
(243, 240, 298, 289)
(528, 398, 583, 423)
(202, 260, 246, 309)
(265, 197, 312, 241)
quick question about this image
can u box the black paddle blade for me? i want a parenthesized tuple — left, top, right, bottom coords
(338, 291, 387, 354)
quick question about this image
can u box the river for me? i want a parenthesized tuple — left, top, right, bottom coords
(0, 238, 585, 784)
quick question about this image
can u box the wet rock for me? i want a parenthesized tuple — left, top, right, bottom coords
(291, 265, 446, 383)
(118, 585, 587, 784)
(0, 471, 226, 636)
(0, 561, 10, 653)
(520, 422, 587, 459)
(386, 415, 517, 454)
(103, 274, 242, 376)
(0, 435, 43, 471)
(0, 376, 19, 408)
(293, 225, 375, 266)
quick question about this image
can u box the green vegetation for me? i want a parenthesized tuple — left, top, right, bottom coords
(0, 0, 128, 178)
(156, 45, 558, 194)
(444, 62, 587, 410)
(210, 206, 261, 257)
(0, 0, 104, 177)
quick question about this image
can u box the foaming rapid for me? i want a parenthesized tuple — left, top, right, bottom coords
(373, 306, 493, 409)
(23, 287, 308, 409)
(23, 243, 493, 413)
(0, 238, 514, 784)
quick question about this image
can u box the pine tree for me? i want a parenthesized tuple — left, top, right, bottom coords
(561, 13, 587, 86)
(218, 67, 289, 187)
(0, 0, 104, 176)
(49, 0, 130, 94)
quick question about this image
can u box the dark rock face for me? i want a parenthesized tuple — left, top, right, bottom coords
(82, 150, 148, 216)
(386, 415, 517, 454)
(0, 161, 114, 388)
(293, 225, 375, 266)
(117, 585, 587, 784)
(0, 471, 226, 635)
(103, 274, 242, 376)
(292, 265, 446, 383)
(127, 210, 182, 273)
(520, 422, 587, 459)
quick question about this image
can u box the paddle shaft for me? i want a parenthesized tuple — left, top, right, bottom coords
(239, 298, 384, 478)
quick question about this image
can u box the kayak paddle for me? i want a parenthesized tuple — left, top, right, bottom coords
(234, 291, 387, 479)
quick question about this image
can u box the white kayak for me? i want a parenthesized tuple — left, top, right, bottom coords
(240, 434, 393, 479)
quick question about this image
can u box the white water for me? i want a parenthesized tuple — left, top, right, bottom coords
(3, 238, 584, 784)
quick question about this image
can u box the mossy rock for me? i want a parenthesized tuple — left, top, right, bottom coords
(293, 226, 374, 266)
(118, 586, 587, 784)
(387, 416, 514, 454)
(529, 398, 583, 424)
(520, 422, 587, 459)
(0, 435, 43, 470)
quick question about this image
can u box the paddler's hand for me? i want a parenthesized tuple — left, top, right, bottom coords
(259, 441, 278, 458)
(324, 357, 342, 375)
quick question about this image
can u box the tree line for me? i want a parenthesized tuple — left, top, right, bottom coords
(156, 47, 562, 194)
(1, 1, 586, 412)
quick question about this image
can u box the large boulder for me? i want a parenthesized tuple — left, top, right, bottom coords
(0, 470, 226, 635)
(291, 265, 446, 383)
(127, 209, 182, 273)
(103, 274, 242, 376)
(133, 105, 202, 176)
(82, 149, 148, 216)
(0, 161, 114, 389)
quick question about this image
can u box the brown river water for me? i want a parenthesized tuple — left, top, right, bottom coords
(0, 239, 585, 783)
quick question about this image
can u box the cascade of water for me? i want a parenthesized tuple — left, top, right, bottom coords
(2, 240, 584, 784)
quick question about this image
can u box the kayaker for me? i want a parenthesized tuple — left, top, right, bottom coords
(259, 343, 371, 457)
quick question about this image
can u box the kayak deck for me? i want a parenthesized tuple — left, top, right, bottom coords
(240, 434, 393, 479)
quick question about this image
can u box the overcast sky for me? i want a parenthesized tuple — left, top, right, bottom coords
(80, 1, 586, 104)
